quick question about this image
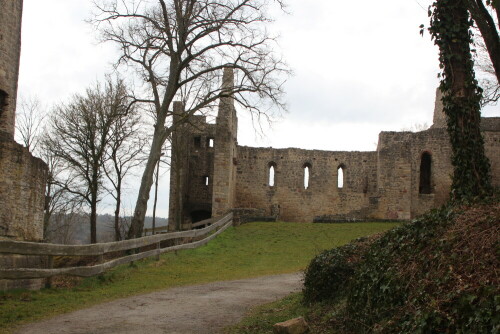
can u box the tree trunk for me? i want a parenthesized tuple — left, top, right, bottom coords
(467, 0, 500, 83)
(431, 0, 493, 202)
(152, 160, 160, 235)
(128, 131, 165, 239)
(90, 195, 98, 244)
(90, 172, 99, 244)
(129, 59, 180, 239)
(114, 178, 122, 241)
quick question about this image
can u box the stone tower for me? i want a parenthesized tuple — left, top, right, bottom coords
(212, 68, 238, 217)
(0, 0, 23, 136)
(167, 68, 238, 229)
(0, 0, 48, 290)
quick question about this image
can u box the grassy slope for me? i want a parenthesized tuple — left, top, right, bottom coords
(228, 201, 500, 333)
(0, 221, 398, 333)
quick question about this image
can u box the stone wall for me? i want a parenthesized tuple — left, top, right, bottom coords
(0, 131, 47, 290)
(168, 104, 216, 228)
(483, 126, 500, 187)
(167, 69, 500, 225)
(0, 0, 23, 136)
(211, 68, 238, 217)
(235, 146, 378, 222)
(0, 0, 49, 290)
(0, 132, 47, 240)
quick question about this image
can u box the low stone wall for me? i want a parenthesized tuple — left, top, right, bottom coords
(231, 208, 271, 225)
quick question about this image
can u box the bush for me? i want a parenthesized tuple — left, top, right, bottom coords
(303, 237, 370, 304)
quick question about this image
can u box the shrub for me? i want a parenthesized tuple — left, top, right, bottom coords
(303, 237, 371, 304)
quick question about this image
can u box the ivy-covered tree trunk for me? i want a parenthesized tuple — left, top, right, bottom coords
(429, 0, 493, 202)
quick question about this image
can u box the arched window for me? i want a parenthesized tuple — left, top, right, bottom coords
(193, 136, 201, 148)
(419, 152, 432, 194)
(303, 163, 311, 189)
(268, 162, 276, 187)
(337, 165, 345, 189)
(0, 90, 7, 117)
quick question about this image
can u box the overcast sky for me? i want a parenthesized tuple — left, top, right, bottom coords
(17, 0, 499, 219)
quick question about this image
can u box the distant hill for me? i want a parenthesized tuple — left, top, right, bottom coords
(46, 213, 168, 244)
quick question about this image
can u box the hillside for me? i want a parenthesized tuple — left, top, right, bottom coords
(301, 200, 499, 333)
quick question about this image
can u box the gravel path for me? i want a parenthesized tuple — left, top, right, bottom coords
(15, 272, 303, 334)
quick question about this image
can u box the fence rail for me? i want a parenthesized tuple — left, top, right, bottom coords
(142, 216, 215, 236)
(0, 213, 233, 280)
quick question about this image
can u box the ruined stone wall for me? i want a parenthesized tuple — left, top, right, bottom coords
(234, 146, 379, 222)
(0, 0, 23, 136)
(169, 112, 499, 224)
(407, 128, 453, 218)
(168, 111, 216, 228)
(375, 129, 453, 220)
(376, 121, 499, 219)
(0, 0, 47, 240)
(374, 131, 413, 220)
(212, 68, 238, 217)
(0, 133, 47, 240)
(0, 0, 50, 290)
(0, 132, 47, 290)
(482, 123, 500, 187)
(168, 70, 500, 225)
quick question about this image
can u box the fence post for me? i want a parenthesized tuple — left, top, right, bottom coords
(45, 255, 53, 288)
(155, 242, 160, 261)
(97, 253, 105, 279)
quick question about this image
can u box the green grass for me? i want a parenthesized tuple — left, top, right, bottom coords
(224, 293, 307, 334)
(0, 221, 399, 333)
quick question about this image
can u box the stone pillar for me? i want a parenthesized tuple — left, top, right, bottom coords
(168, 102, 189, 230)
(212, 68, 238, 217)
(431, 88, 446, 129)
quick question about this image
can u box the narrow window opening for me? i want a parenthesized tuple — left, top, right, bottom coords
(419, 152, 432, 194)
(268, 163, 276, 187)
(203, 175, 209, 186)
(207, 138, 214, 148)
(194, 136, 201, 148)
(303, 163, 311, 189)
(0, 90, 7, 118)
(337, 166, 344, 189)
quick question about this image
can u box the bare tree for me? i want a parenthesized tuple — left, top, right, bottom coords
(103, 79, 147, 241)
(463, 0, 500, 106)
(46, 78, 133, 243)
(474, 34, 500, 105)
(15, 96, 46, 152)
(38, 136, 83, 238)
(400, 122, 430, 132)
(466, 0, 500, 83)
(92, 0, 290, 238)
(45, 204, 87, 245)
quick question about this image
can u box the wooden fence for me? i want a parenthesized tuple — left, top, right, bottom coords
(0, 213, 233, 281)
(142, 216, 216, 236)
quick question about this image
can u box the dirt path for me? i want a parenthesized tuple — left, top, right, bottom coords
(15, 272, 302, 334)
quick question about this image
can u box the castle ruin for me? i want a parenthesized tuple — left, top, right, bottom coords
(169, 69, 500, 227)
(0, 0, 48, 289)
